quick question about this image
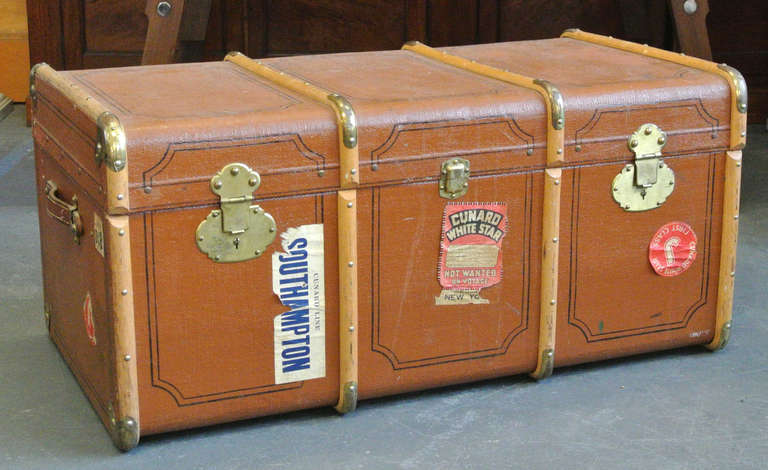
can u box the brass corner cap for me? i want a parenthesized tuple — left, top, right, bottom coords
(403, 40, 424, 48)
(96, 112, 127, 172)
(561, 28, 581, 36)
(532, 79, 565, 130)
(717, 63, 748, 114)
(225, 51, 244, 59)
(29, 62, 50, 99)
(112, 416, 139, 452)
(334, 381, 358, 414)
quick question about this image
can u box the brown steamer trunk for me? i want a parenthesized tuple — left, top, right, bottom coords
(30, 30, 746, 450)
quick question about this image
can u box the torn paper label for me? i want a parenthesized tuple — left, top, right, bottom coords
(272, 224, 325, 384)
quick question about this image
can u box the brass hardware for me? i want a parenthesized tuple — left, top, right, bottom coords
(439, 158, 470, 199)
(533, 79, 565, 130)
(531, 348, 554, 380)
(44, 180, 84, 243)
(95, 112, 127, 172)
(44, 303, 52, 330)
(683, 0, 698, 14)
(717, 64, 748, 114)
(196, 163, 277, 263)
(335, 381, 358, 414)
(709, 321, 732, 351)
(326, 94, 358, 149)
(29, 62, 47, 102)
(107, 403, 139, 451)
(612, 124, 675, 212)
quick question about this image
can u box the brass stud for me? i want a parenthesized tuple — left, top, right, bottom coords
(575, 145, 582, 152)
(657, 136, 666, 145)
(546, 350, 554, 357)
(198, 236, 204, 241)
(124, 354, 131, 361)
(255, 250, 261, 256)
(117, 194, 124, 200)
(144, 186, 152, 194)
(730, 271, 735, 277)
(347, 202, 353, 208)
(552, 237, 558, 243)
(741, 131, 746, 137)
(630, 139, 638, 148)
(212, 211, 219, 218)
(625, 204, 631, 210)
(119, 229, 125, 236)
(348, 261, 354, 267)
(526, 148, 534, 156)
(269, 226, 276, 232)
(736, 162, 741, 168)
(556, 118, 563, 127)
(734, 215, 739, 220)
(350, 168, 357, 175)
(318, 170, 325, 177)
(550, 299, 556, 305)
(348, 325, 355, 332)
(214, 255, 221, 261)
(554, 179, 560, 185)
(557, 148, 563, 155)
(372, 163, 379, 171)
(644, 127, 653, 135)
(214, 180, 223, 189)
(230, 167, 240, 176)
(248, 178, 258, 186)
(121, 289, 128, 296)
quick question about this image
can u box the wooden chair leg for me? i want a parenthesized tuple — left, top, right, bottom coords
(142, 0, 187, 65)
(668, 0, 713, 60)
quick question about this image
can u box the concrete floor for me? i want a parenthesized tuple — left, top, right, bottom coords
(1, 103, 767, 469)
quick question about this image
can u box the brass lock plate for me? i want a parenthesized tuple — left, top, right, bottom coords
(612, 123, 675, 212)
(196, 163, 277, 262)
(439, 158, 470, 199)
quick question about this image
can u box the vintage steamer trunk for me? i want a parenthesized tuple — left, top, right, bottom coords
(31, 30, 746, 450)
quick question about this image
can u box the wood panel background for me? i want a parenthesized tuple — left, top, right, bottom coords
(26, 0, 767, 122)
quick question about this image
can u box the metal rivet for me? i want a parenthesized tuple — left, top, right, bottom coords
(255, 250, 261, 256)
(625, 204, 631, 210)
(557, 148, 563, 155)
(144, 186, 152, 194)
(214, 180, 223, 189)
(124, 354, 131, 361)
(121, 289, 128, 296)
(348, 325, 355, 332)
(269, 226, 276, 232)
(372, 163, 379, 171)
(113, 159, 123, 168)
(253, 208, 260, 214)
(248, 178, 258, 186)
(659, 162, 664, 168)
(575, 145, 582, 152)
(347, 202, 353, 208)
(526, 148, 534, 156)
(556, 118, 563, 126)
(119, 229, 125, 236)
(657, 136, 666, 145)
(554, 179, 560, 185)
(730, 271, 735, 277)
(724, 321, 732, 329)
(736, 162, 741, 167)
(644, 127, 653, 135)
(348, 261, 354, 267)
(212, 211, 219, 218)
(350, 168, 357, 175)
(683, 0, 698, 15)
(318, 170, 325, 177)
(552, 237, 558, 243)
(630, 139, 638, 148)
(157, 1, 172, 16)
(198, 236, 204, 241)
(734, 215, 739, 220)
(625, 164, 633, 171)
(230, 167, 240, 176)
(657, 201, 662, 206)
(741, 131, 746, 137)
(613, 187, 618, 192)
(214, 255, 221, 261)
(546, 350, 554, 357)
(550, 299, 556, 305)
(116, 194, 124, 200)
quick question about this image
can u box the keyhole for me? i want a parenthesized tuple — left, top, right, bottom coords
(233, 237, 240, 250)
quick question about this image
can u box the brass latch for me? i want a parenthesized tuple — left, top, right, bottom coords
(439, 158, 470, 199)
(612, 123, 675, 212)
(196, 163, 277, 263)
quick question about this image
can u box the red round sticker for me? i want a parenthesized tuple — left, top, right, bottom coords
(649, 222, 698, 277)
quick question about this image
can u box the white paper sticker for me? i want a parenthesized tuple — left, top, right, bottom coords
(272, 224, 326, 384)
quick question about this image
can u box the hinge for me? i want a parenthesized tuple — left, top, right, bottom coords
(612, 124, 675, 212)
(196, 163, 277, 262)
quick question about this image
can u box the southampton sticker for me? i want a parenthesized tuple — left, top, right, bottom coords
(436, 202, 507, 305)
(272, 224, 326, 384)
(649, 221, 698, 277)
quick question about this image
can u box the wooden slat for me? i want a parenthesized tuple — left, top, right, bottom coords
(142, 0, 186, 65)
(707, 150, 741, 350)
(531, 168, 561, 379)
(335, 189, 358, 413)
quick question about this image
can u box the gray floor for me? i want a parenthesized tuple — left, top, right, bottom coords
(1, 103, 767, 469)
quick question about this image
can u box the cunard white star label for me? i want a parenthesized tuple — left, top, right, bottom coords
(436, 202, 507, 305)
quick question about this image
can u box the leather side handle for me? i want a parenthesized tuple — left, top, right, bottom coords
(44, 180, 83, 244)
